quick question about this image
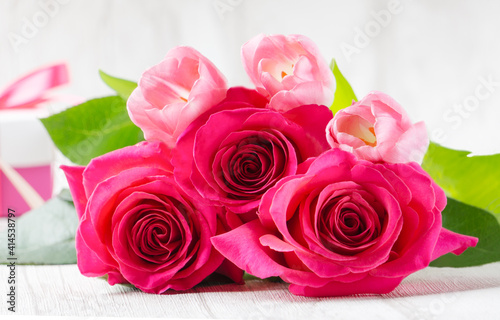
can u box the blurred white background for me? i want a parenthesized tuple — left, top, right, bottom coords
(1, 0, 499, 157)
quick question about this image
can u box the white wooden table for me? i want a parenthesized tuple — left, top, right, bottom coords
(0, 262, 499, 319)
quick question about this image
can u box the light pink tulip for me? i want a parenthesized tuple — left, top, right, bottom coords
(326, 91, 429, 164)
(127, 47, 228, 147)
(242, 34, 335, 112)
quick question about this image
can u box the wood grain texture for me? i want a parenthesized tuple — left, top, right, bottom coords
(0, 263, 499, 319)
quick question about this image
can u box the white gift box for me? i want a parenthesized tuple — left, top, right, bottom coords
(0, 109, 54, 216)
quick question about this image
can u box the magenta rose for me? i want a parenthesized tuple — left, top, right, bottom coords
(212, 149, 478, 297)
(62, 141, 242, 293)
(172, 87, 332, 217)
(127, 46, 228, 147)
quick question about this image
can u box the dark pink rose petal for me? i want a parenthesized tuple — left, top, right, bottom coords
(86, 167, 167, 245)
(75, 226, 115, 278)
(211, 219, 334, 288)
(61, 165, 86, 219)
(64, 141, 236, 293)
(82, 141, 173, 196)
(289, 274, 404, 297)
(216, 148, 477, 297)
(174, 92, 331, 218)
(431, 228, 478, 260)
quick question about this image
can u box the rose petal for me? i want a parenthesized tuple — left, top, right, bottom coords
(75, 226, 114, 278)
(61, 165, 87, 219)
(83, 141, 173, 197)
(431, 228, 478, 260)
(259, 234, 295, 252)
(211, 219, 285, 279)
(289, 274, 404, 297)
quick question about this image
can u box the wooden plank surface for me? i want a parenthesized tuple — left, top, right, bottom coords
(0, 263, 499, 319)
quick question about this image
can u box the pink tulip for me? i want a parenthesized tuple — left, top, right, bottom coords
(326, 91, 429, 164)
(127, 47, 228, 147)
(242, 34, 335, 112)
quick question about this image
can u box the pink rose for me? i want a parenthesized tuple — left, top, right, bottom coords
(172, 87, 332, 217)
(127, 47, 227, 147)
(212, 149, 478, 297)
(242, 34, 335, 112)
(62, 141, 242, 293)
(326, 91, 429, 164)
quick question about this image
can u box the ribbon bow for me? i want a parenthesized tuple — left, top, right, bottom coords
(0, 63, 69, 110)
(0, 63, 69, 210)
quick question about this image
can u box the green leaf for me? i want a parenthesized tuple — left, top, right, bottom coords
(422, 142, 500, 223)
(430, 198, 500, 267)
(330, 59, 357, 114)
(57, 188, 74, 203)
(41, 96, 144, 165)
(0, 194, 78, 265)
(99, 70, 137, 100)
(242, 273, 282, 282)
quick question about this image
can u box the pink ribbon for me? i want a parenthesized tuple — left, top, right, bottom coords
(0, 63, 70, 212)
(0, 63, 69, 110)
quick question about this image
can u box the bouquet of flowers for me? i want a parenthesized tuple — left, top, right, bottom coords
(38, 34, 500, 297)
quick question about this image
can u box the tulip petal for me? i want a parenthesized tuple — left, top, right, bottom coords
(242, 34, 335, 111)
(382, 121, 429, 164)
(127, 46, 227, 146)
(326, 91, 429, 164)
